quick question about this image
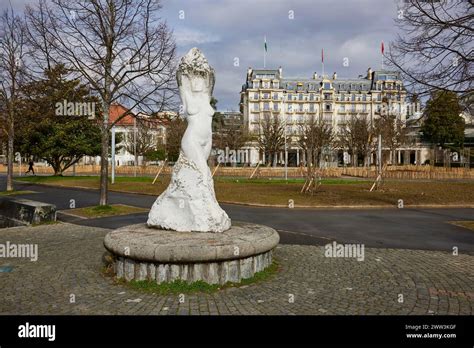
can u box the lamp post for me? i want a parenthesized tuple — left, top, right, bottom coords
(111, 126, 116, 184)
(133, 117, 137, 177)
(282, 91, 288, 181)
(378, 133, 382, 173)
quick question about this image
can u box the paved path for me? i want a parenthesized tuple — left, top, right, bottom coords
(2, 175, 474, 252)
(0, 223, 473, 315)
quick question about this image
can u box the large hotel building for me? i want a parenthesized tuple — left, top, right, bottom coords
(239, 67, 422, 166)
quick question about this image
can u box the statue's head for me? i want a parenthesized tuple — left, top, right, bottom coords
(177, 47, 215, 97)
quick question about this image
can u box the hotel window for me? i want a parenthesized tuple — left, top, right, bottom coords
(351, 94, 355, 101)
(263, 93, 269, 99)
(273, 93, 278, 100)
(287, 93, 292, 101)
(253, 82, 259, 88)
(377, 94, 382, 101)
(351, 104, 356, 112)
(263, 81, 270, 88)
(263, 102, 270, 111)
(273, 103, 279, 111)
(362, 104, 367, 112)
(299, 93, 303, 100)
(324, 82, 331, 89)
(339, 105, 345, 112)
(325, 104, 331, 112)
(299, 104, 303, 112)
(309, 104, 315, 112)
(253, 103, 259, 111)
(309, 94, 314, 101)
(362, 94, 366, 101)
(254, 93, 258, 100)
(288, 104, 293, 112)
(273, 81, 279, 88)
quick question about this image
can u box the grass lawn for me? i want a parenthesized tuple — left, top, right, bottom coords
(108, 261, 280, 295)
(65, 204, 148, 218)
(17, 175, 474, 207)
(0, 190, 36, 196)
(449, 221, 474, 231)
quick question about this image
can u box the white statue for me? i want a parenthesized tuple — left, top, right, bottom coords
(147, 48, 231, 232)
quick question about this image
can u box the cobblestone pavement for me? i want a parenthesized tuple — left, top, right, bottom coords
(0, 223, 473, 315)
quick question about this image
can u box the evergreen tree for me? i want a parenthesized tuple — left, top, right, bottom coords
(422, 91, 465, 149)
(16, 65, 101, 175)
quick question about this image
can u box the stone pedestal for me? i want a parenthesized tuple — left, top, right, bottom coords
(0, 197, 56, 226)
(103, 222, 279, 285)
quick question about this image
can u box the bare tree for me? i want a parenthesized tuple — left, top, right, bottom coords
(213, 114, 249, 166)
(338, 115, 374, 167)
(26, 0, 177, 204)
(354, 116, 375, 168)
(24, 0, 58, 73)
(375, 98, 409, 165)
(164, 114, 186, 162)
(256, 113, 285, 167)
(387, 0, 473, 97)
(298, 115, 333, 184)
(123, 117, 159, 165)
(337, 115, 358, 166)
(0, 8, 27, 192)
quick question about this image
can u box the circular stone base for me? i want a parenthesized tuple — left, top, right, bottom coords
(103, 222, 280, 285)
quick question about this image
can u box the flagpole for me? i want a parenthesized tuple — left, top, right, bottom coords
(381, 42, 384, 70)
(264, 35, 266, 68)
(321, 48, 324, 78)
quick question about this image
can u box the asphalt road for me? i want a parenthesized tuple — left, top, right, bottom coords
(1, 175, 474, 252)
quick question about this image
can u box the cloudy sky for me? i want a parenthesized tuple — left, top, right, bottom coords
(4, 0, 402, 110)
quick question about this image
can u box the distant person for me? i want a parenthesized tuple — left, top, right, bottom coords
(25, 160, 35, 175)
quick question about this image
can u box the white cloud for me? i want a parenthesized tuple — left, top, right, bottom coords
(174, 27, 220, 46)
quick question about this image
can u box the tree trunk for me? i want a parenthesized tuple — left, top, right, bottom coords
(306, 149, 313, 181)
(6, 116, 14, 192)
(99, 103, 110, 206)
